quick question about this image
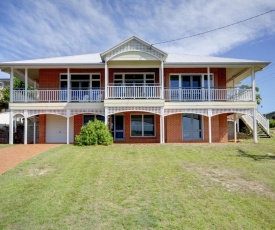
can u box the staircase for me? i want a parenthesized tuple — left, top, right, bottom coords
(241, 110, 270, 138)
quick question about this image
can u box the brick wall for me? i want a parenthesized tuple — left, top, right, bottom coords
(74, 114, 83, 138)
(39, 69, 64, 89)
(38, 114, 46, 143)
(115, 112, 160, 143)
(39, 68, 105, 89)
(166, 113, 228, 143)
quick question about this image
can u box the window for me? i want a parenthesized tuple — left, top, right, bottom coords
(131, 115, 154, 136)
(182, 114, 203, 140)
(170, 74, 213, 88)
(83, 115, 104, 126)
(114, 73, 155, 85)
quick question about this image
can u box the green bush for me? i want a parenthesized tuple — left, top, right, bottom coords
(270, 119, 275, 128)
(75, 119, 113, 146)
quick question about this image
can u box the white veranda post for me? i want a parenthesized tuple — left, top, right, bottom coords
(208, 109, 212, 143)
(9, 111, 13, 144)
(24, 68, 28, 102)
(24, 110, 28, 145)
(251, 67, 258, 144)
(66, 110, 70, 144)
(105, 61, 108, 99)
(9, 68, 14, 144)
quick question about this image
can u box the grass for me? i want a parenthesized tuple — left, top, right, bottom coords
(0, 138, 275, 229)
(0, 144, 11, 149)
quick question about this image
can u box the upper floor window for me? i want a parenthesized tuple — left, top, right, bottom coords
(60, 74, 100, 90)
(114, 73, 155, 86)
(170, 74, 213, 89)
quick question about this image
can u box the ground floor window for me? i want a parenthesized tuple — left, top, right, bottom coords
(131, 115, 155, 137)
(83, 115, 104, 125)
(182, 114, 202, 140)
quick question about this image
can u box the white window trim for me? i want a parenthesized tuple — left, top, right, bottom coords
(113, 72, 156, 85)
(60, 73, 101, 89)
(130, 114, 156, 137)
(83, 114, 104, 125)
(169, 73, 214, 88)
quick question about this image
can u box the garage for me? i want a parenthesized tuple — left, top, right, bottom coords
(46, 115, 74, 143)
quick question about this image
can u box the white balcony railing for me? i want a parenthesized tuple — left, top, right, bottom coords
(12, 88, 253, 102)
(107, 85, 161, 99)
(164, 88, 253, 102)
(13, 89, 105, 102)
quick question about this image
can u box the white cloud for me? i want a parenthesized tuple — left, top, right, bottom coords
(0, 0, 275, 61)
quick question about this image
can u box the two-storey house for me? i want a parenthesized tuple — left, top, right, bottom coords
(0, 36, 270, 144)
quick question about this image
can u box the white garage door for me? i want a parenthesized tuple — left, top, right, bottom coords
(46, 115, 74, 143)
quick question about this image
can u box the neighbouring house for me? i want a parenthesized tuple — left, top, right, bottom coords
(0, 36, 271, 144)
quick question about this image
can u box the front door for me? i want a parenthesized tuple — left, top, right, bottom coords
(112, 115, 124, 141)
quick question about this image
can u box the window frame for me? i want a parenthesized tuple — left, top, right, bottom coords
(113, 73, 156, 86)
(130, 114, 155, 137)
(60, 73, 101, 89)
(169, 73, 214, 89)
(83, 114, 104, 126)
(182, 114, 204, 141)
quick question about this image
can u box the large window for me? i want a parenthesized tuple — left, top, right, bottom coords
(60, 74, 100, 89)
(170, 74, 213, 89)
(131, 115, 155, 137)
(83, 115, 104, 125)
(182, 114, 203, 140)
(170, 74, 214, 101)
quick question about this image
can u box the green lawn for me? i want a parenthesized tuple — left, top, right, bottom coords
(0, 144, 11, 149)
(0, 138, 275, 229)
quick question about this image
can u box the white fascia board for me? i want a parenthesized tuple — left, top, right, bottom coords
(0, 63, 105, 69)
(101, 36, 168, 58)
(164, 62, 269, 69)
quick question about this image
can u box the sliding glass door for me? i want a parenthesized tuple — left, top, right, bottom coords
(170, 74, 213, 101)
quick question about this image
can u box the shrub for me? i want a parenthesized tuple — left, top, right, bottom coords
(270, 119, 275, 128)
(75, 119, 113, 146)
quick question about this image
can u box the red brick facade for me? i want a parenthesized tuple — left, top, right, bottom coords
(74, 115, 83, 139)
(37, 68, 229, 144)
(39, 68, 105, 89)
(38, 114, 46, 143)
(122, 112, 160, 143)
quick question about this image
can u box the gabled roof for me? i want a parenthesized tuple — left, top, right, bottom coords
(0, 53, 103, 67)
(100, 36, 168, 61)
(0, 36, 269, 68)
(165, 53, 269, 67)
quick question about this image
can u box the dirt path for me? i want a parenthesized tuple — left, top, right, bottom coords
(0, 144, 62, 175)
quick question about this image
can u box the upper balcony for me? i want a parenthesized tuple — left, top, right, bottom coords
(11, 86, 253, 103)
(13, 88, 105, 103)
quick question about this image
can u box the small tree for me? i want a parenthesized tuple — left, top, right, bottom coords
(240, 85, 261, 105)
(0, 78, 25, 109)
(75, 119, 113, 146)
(270, 119, 275, 128)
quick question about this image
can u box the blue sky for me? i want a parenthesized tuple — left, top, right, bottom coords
(0, 0, 275, 113)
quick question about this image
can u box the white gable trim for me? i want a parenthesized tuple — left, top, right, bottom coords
(101, 36, 167, 61)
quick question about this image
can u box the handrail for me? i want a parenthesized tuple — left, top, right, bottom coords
(107, 85, 161, 99)
(164, 88, 253, 101)
(256, 109, 270, 134)
(241, 110, 270, 135)
(13, 89, 105, 102)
